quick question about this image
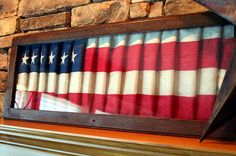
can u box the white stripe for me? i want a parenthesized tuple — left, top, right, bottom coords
(128, 33, 144, 46)
(17, 73, 28, 91)
(14, 91, 21, 108)
(99, 42, 110, 48)
(28, 72, 38, 91)
(179, 28, 201, 42)
(107, 71, 122, 94)
(115, 40, 126, 47)
(69, 72, 83, 93)
(39, 93, 82, 112)
(218, 69, 226, 91)
(223, 25, 234, 39)
(17, 69, 220, 96)
(197, 68, 218, 95)
(130, 39, 143, 46)
(202, 26, 221, 39)
(15, 90, 29, 109)
(174, 70, 197, 97)
(158, 70, 175, 95)
(145, 32, 161, 44)
(57, 73, 69, 94)
(38, 73, 47, 92)
(94, 72, 107, 94)
(82, 72, 95, 94)
(123, 71, 139, 94)
(99, 36, 111, 48)
(95, 110, 110, 115)
(86, 38, 97, 48)
(161, 30, 177, 43)
(140, 70, 156, 95)
(47, 73, 58, 93)
(145, 38, 160, 44)
(112, 34, 127, 48)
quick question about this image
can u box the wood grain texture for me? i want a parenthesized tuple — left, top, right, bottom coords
(0, 123, 236, 156)
(4, 46, 18, 118)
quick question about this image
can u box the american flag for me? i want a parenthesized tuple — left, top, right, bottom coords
(15, 25, 235, 120)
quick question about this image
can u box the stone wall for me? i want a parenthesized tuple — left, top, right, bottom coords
(0, 0, 208, 116)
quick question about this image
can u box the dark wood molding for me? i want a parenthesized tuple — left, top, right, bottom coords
(4, 46, 18, 117)
(13, 12, 229, 46)
(4, 12, 236, 140)
(4, 108, 236, 139)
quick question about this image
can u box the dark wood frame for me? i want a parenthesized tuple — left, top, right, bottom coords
(4, 12, 236, 139)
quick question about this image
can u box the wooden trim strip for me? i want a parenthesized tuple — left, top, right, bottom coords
(4, 108, 236, 139)
(12, 12, 228, 46)
(0, 125, 235, 156)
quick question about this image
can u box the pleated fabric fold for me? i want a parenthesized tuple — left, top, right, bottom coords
(15, 25, 235, 120)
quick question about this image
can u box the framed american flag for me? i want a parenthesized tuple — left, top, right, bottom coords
(4, 12, 236, 139)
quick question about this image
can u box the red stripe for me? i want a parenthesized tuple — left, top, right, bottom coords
(26, 92, 38, 109)
(68, 93, 82, 106)
(83, 48, 97, 72)
(110, 46, 125, 72)
(220, 38, 235, 69)
(139, 94, 156, 116)
(155, 95, 174, 118)
(125, 45, 142, 71)
(57, 93, 68, 99)
(96, 47, 110, 72)
(120, 95, 138, 115)
(176, 42, 199, 70)
(143, 43, 159, 70)
(173, 96, 195, 119)
(199, 38, 220, 68)
(81, 93, 93, 113)
(24, 91, 215, 120)
(92, 94, 106, 113)
(35, 93, 41, 110)
(196, 95, 216, 120)
(159, 42, 177, 70)
(105, 95, 121, 114)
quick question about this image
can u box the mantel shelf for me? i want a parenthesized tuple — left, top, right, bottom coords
(0, 119, 236, 156)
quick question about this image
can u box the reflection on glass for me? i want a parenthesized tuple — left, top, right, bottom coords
(14, 25, 235, 121)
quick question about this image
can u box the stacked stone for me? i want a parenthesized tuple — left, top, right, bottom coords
(0, 0, 208, 116)
(0, 0, 209, 39)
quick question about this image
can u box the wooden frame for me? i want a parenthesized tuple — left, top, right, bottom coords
(4, 12, 236, 139)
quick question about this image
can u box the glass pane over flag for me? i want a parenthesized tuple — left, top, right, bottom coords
(14, 25, 235, 120)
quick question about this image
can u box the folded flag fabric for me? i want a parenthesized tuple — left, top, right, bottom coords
(15, 25, 235, 120)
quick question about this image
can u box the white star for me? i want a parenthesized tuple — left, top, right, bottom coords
(22, 53, 29, 65)
(40, 54, 45, 64)
(49, 52, 55, 64)
(31, 53, 38, 64)
(71, 51, 77, 63)
(61, 52, 68, 65)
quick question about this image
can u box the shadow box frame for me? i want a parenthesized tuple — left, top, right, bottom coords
(4, 12, 236, 139)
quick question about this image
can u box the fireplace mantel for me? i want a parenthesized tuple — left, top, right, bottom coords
(0, 118, 236, 156)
